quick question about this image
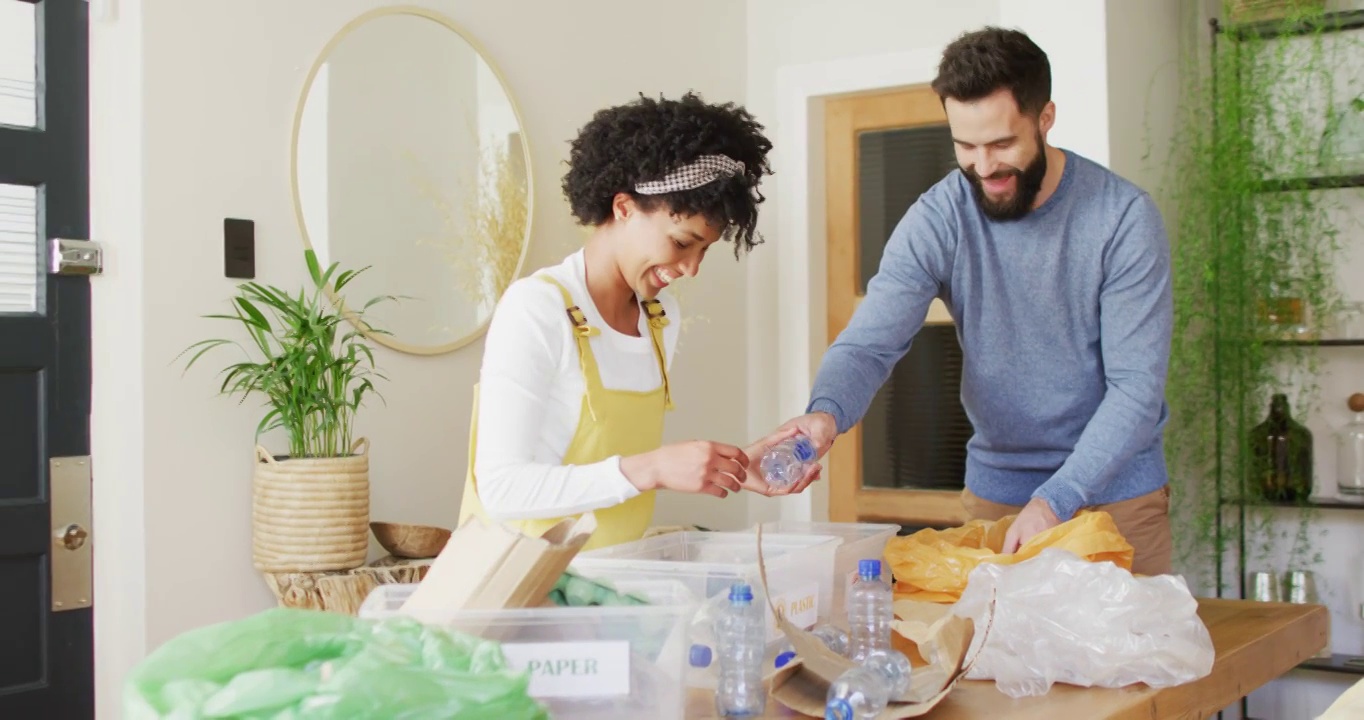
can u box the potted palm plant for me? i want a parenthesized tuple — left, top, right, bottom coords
(181, 250, 390, 573)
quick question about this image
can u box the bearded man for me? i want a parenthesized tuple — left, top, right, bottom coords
(770, 26, 1175, 576)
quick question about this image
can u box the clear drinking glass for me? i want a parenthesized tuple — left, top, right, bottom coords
(1332, 301, 1364, 339)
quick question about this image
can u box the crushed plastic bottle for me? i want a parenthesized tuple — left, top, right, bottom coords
(824, 649, 913, 720)
(773, 624, 851, 668)
(761, 433, 819, 489)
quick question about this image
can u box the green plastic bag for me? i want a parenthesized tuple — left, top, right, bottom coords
(124, 608, 549, 720)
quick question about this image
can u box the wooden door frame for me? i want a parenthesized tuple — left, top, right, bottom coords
(823, 86, 970, 528)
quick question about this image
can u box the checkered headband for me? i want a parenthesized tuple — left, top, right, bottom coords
(634, 154, 746, 195)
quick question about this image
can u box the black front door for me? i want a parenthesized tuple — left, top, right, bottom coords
(0, 0, 94, 717)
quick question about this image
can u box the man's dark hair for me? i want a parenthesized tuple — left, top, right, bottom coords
(562, 92, 774, 257)
(931, 27, 1051, 116)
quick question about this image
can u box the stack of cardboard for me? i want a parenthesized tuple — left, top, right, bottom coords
(399, 514, 597, 622)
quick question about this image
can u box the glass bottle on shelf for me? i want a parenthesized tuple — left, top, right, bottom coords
(1337, 393, 1364, 499)
(1248, 393, 1314, 502)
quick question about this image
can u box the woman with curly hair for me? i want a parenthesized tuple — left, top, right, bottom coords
(457, 92, 807, 549)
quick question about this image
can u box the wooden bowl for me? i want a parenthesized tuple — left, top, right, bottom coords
(369, 522, 451, 559)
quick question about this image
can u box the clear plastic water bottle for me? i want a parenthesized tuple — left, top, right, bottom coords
(824, 649, 913, 720)
(715, 583, 767, 717)
(773, 624, 851, 668)
(761, 433, 819, 488)
(846, 559, 892, 662)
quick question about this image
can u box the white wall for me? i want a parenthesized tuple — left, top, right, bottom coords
(89, 1, 749, 716)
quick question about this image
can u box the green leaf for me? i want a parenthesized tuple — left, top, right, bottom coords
(303, 249, 323, 288)
(178, 339, 235, 373)
(234, 298, 271, 332)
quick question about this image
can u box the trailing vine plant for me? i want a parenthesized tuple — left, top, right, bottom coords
(1163, 0, 1361, 594)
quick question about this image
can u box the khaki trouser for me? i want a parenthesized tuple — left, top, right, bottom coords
(960, 485, 1174, 576)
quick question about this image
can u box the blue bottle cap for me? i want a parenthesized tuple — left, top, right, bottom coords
(774, 650, 796, 668)
(689, 643, 713, 668)
(729, 583, 754, 603)
(858, 559, 882, 579)
(793, 435, 817, 463)
(825, 698, 854, 720)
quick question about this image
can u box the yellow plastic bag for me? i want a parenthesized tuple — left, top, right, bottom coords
(885, 511, 1135, 603)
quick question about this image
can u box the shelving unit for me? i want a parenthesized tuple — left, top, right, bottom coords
(1299, 653, 1364, 675)
(1220, 8, 1364, 40)
(1263, 338, 1364, 347)
(1208, 11, 1364, 714)
(1254, 173, 1364, 192)
(1256, 497, 1364, 511)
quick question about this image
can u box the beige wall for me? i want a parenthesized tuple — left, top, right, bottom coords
(90, 0, 748, 716)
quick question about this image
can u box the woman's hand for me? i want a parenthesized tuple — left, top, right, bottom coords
(620, 441, 751, 498)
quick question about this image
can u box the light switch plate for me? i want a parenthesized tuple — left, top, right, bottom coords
(224, 218, 255, 279)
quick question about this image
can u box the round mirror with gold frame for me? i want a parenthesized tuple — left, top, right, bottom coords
(290, 6, 533, 355)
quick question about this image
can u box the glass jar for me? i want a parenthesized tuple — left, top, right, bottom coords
(1337, 393, 1364, 498)
(1332, 301, 1364, 340)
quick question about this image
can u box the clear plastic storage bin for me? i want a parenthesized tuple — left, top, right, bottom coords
(358, 578, 696, 720)
(750, 521, 900, 617)
(569, 531, 840, 689)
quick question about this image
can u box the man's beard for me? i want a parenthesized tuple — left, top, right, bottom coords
(964, 138, 1048, 221)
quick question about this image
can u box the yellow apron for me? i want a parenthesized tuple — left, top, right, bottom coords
(457, 275, 674, 550)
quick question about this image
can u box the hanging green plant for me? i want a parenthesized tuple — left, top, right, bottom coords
(1162, 1, 1362, 593)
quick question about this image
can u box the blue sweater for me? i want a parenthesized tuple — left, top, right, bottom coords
(808, 149, 1172, 521)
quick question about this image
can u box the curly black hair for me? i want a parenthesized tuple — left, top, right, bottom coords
(931, 27, 1051, 116)
(561, 92, 774, 257)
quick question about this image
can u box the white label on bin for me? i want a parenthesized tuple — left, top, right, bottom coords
(768, 582, 820, 637)
(501, 641, 631, 698)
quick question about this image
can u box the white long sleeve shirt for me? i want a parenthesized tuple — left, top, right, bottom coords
(472, 250, 680, 521)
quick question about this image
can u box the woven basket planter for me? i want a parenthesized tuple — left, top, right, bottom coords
(252, 438, 371, 573)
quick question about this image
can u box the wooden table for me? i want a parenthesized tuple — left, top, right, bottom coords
(686, 598, 1328, 719)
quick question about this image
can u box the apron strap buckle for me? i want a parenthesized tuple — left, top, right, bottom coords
(642, 299, 670, 328)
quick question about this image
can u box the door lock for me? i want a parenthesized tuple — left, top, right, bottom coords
(55, 524, 89, 551)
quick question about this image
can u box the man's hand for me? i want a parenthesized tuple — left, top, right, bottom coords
(776, 412, 838, 456)
(1002, 497, 1062, 554)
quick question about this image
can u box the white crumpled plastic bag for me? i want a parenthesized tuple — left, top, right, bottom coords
(952, 547, 1215, 698)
